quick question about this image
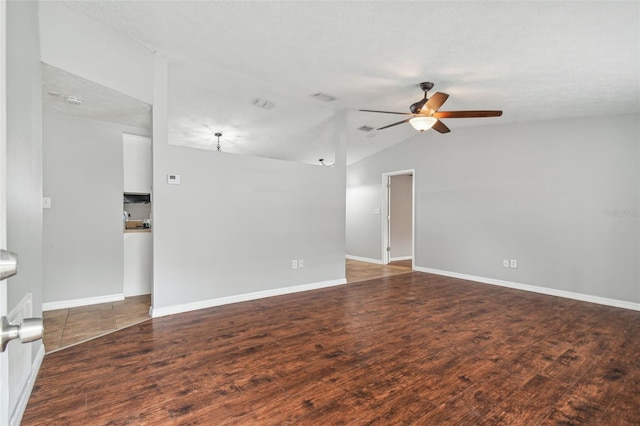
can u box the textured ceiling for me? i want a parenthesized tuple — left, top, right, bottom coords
(42, 63, 152, 129)
(60, 1, 639, 165)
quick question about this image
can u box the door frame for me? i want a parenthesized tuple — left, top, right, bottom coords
(381, 169, 415, 267)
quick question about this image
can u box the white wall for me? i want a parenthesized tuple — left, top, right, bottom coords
(38, 7, 348, 315)
(347, 114, 640, 305)
(151, 144, 346, 312)
(43, 112, 150, 304)
(39, 2, 154, 104)
(149, 57, 346, 315)
(6, 0, 43, 354)
(390, 174, 412, 259)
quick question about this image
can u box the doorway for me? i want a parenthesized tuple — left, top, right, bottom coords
(40, 65, 153, 351)
(382, 170, 415, 267)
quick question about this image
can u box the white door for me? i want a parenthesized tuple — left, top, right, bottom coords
(1, 1, 10, 422)
(0, 4, 43, 422)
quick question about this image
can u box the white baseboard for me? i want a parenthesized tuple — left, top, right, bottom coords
(124, 291, 152, 298)
(414, 266, 640, 312)
(390, 256, 412, 262)
(346, 255, 383, 264)
(11, 344, 44, 426)
(151, 278, 348, 318)
(43, 293, 124, 311)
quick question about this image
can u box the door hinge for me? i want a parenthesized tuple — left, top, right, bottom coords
(387, 246, 391, 252)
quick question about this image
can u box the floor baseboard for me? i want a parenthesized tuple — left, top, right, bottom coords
(414, 266, 640, 311)
(345, 255, 383, 264)
(151, 278, 348, 318)
(43, 293, 124, 311)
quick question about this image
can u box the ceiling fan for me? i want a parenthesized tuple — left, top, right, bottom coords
(360, 82, 502, 134)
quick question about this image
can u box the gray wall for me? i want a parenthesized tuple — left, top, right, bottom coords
(151, 144, 346, 310)
(43, 112, 150, 303)
(390, 174, 412, 259)
(6, 0, 43, 354)
(151, 57, 346, 313)
(347, 114, 640, 304)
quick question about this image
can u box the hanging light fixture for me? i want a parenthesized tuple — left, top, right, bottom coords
(214, 132, 222, 151)
(409, 116, 438, 133)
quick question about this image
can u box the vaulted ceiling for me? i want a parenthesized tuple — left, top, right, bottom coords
(50, 1, 639, 165)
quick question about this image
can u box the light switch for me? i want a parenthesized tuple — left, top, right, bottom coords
(167, 174, 181, 185)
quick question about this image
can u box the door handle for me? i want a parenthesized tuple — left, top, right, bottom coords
(0, 249, 18, 280)
(1, 316, 43, 352)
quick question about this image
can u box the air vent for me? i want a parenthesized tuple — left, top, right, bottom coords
(251, 98, 275, 109)
(311, 92, 337, 102)
(358, 125, 375, 132)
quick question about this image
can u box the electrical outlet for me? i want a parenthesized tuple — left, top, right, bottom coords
(503, 259, 509, 268)
(42, 197, 52, 209)
(510, 259, 517, 268)
(298, 259, 304, 268)
(292, 260, 298, 269)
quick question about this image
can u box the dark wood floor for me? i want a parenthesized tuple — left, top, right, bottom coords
(23, 272, 640, 425)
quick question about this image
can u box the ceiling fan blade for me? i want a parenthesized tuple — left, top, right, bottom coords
(433, 110, 503, 118)
(422, 92, 449, 114)
(432, 119, 451, 134)
(377, 118, 412, 130)
(359, 109, 412, 115)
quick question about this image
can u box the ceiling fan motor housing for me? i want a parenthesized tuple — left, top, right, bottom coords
(410, 100, 427, 114)
(410, 82, 434, 113)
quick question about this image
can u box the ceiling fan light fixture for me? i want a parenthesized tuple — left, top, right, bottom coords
(409, 116, 437, 132)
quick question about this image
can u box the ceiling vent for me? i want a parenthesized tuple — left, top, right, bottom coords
(251, 98, 275, 109)
(311, 92, 337, 102)
(357, 125, 375, 132)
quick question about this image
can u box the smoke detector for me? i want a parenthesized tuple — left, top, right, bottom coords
(64, 96, 83, 105)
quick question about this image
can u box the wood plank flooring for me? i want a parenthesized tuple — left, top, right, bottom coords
(23, 272, 640, 425)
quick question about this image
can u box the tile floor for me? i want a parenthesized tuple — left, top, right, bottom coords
(42, 294, 151, 353)
(346, 258, 412, 283)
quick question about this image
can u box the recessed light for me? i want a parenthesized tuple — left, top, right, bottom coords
(64, 96, 83, 105)
(311, 92, 337, 102)
(357, 125, 375, 132)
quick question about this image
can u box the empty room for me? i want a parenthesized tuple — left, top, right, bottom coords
(2, 1, 639, 425)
